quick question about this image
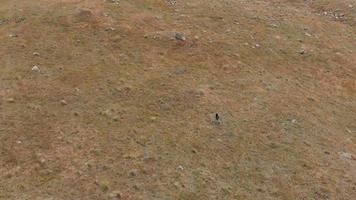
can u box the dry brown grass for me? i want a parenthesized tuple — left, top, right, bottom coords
(0, 0, 355, 199)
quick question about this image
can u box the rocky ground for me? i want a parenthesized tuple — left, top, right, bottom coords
(0, 0, 355, 199)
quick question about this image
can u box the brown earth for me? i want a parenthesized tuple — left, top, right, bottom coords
(0, 0, 355, 199)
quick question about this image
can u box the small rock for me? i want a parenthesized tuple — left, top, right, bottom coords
(6, 98, 15, 103)
(105, 27, 115, 31)
(155, 15, 163, 20)
(9, 34, 18, 38)
(299, 49, 305, 55)
(109, 191, 122, 199)
(173, 181, 180, 188)
(31, 65, 40, 72)
(173, 68, 186, 75)
(339, 152, 355, 160)
(108, 0, 120, 5)
(175, 32, 186, 41)
(60, 100, 68, 105)
(37, 157, 46, 165)
(33, 52, 40, 56)
(74, 112, 79, 116)
(129, 169, 138, 177)
(345, 127, 352, 133)
(177, 165, 184, 171)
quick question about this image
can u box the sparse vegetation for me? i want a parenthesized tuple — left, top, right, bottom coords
(0, 0, 355, 199)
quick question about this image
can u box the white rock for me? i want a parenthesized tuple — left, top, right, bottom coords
(338, 152, 354, 160)
(60, 100, 68, 105)
(9, 34, 18, 38)
(32, 65, 40, 72)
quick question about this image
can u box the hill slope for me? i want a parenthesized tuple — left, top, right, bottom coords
(0, 0, 355, 199)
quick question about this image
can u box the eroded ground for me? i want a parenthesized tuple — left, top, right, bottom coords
(0, 0, 355, 199)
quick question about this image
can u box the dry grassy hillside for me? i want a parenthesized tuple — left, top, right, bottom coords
(0, 0, 355, 199)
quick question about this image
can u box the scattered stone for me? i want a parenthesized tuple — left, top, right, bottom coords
(177, 165, 184, 171)
(9, 34, 18, 38)
(107, 0, 120, 5)
(173, 68, 186, 75)
(166, 0, 177, 6)
(6, 98, 15, 103)
(173, 181, 180, 188)
(14, 16, 26, 23)
(16, 140, 22, 144)
(299, 49, 305, 55)
(175, 32, 186, 41)
(0, 19, 9, 25)
(345, 127, 353, 133)
(60, 100, 68, 105)
(39, 158, 46, 164)
(333, 10, 345, 20)
(129, 169, 138, 177)
(155, 15, 163, 20)
(109, 191, 122, 199)
(339, 152, 355, 160)
(31, 65, 40, 72)
(304, 32, 312, 37)
(255, 44, 261, 48)
(105, 27, 115, 31)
